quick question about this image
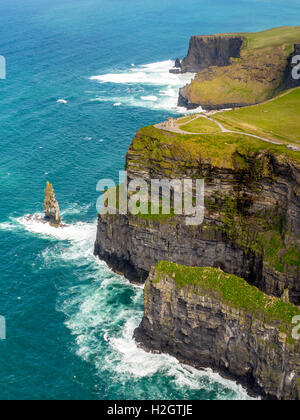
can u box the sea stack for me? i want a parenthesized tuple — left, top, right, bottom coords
(44, 182, 62, 227)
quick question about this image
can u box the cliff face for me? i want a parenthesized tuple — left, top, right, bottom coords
(95, 126, 300, 304)
(134, 263, 300, 400)
(181, 36, 243, 73)
(281, 44, 300, 91)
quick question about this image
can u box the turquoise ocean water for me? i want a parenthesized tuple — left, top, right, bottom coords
(0, 0, 299, 400)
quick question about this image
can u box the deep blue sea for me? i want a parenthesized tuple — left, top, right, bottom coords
(0, 0, 299, 400)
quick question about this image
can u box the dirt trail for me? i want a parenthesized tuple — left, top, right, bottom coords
(155, 114, 300, 151)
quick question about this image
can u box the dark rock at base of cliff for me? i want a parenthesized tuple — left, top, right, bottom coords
(169, 68, 182, 75)
(134, 322, 264, 400)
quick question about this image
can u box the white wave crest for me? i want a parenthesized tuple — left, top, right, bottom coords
(89, 60, 201, 113)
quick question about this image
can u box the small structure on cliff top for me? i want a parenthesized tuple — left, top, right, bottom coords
(44, 182, 62, 227)
(161, 118, 176, 129)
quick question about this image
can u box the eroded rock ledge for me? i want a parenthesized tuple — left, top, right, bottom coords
(134, 263, 300, 400)
(95, 126, 300, 305)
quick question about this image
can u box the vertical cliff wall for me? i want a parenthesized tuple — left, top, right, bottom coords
(134, 263, 300, 400)
(281, 44, 300, 91)
(44, 182, 62, 227)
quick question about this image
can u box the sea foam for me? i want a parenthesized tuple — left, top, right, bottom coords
(90, 60, 203, 113)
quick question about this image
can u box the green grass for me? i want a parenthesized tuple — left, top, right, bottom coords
(214, 88, 300, 145)
(282, 248, 300, 267)
(154, 262, 300, 330)
(261, 232, 285, 273)
(240, 26, 300, 53)
(179, 117, 222, 133)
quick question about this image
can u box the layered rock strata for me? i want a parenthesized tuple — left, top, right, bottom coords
(134, 263, 300, 400)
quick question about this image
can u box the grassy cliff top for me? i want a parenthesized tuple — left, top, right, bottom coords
(154, 262, 300, 330)
(183, 26, 300, 107)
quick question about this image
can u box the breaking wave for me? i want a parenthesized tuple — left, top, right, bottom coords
(90, 60, 203, 113)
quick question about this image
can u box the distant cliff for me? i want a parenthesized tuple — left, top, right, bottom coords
(134, 263, 300, 400)
(178, 27, 300, 110)
(181, 35, 243, 73)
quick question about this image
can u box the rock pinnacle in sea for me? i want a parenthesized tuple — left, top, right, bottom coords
(44, 182, 62, 227)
